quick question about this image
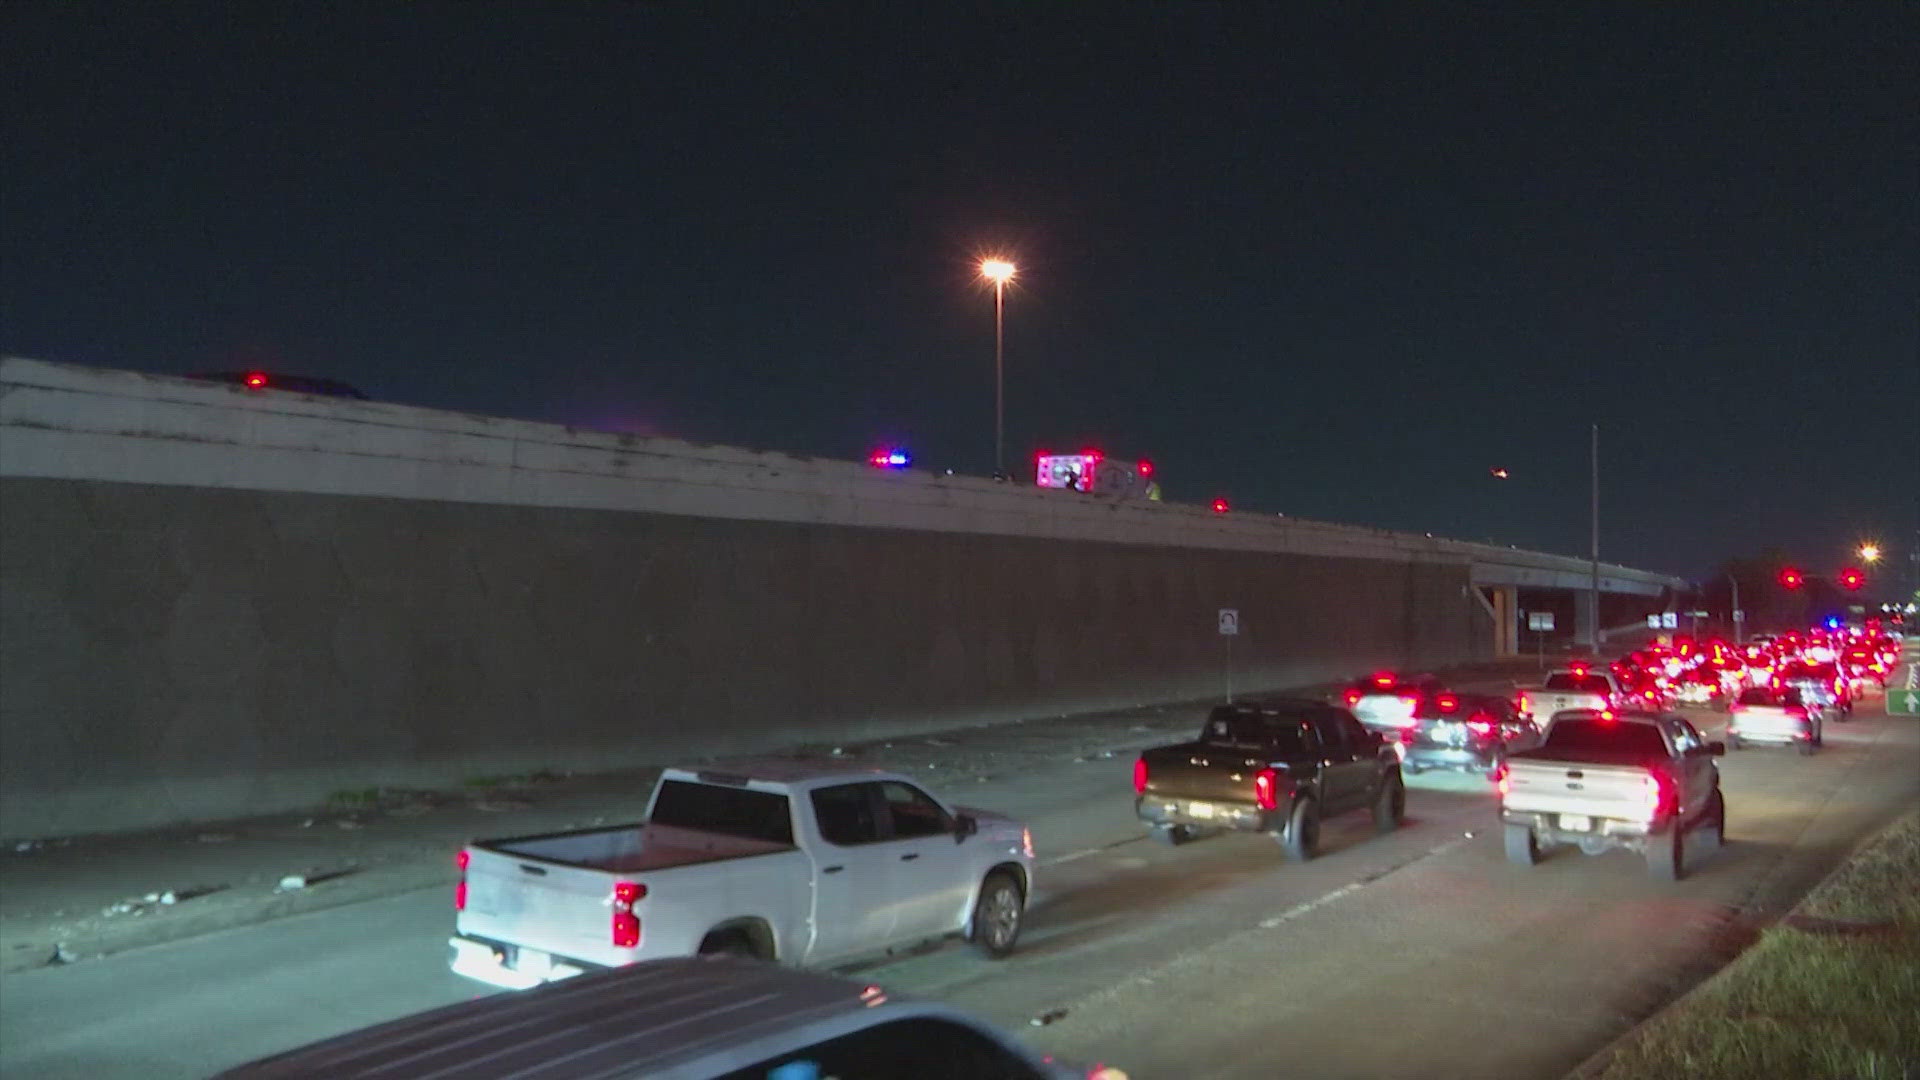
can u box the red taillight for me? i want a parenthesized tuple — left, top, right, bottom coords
(1132, 757, 1149, 795)
(1343, 688, 1362, 707)
(1786, 706, 1807, 719)
(1517, 693, 1532, 715)
(1253, 768, 1278, 811)
(1640, 775, 1671, 820)
(611, 880, 645, 948)
(1372, 670, 1395, 688)
(1466, 718, 1494, 737)
(454, 849, 470, 911)
(242, 371, 268, 389)
(1491, 762, 1509, 798)
(1436, 693, 1459, 713)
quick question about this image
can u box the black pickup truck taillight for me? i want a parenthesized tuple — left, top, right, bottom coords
(1132, 757, 1148, 795)
(1253, 768, 1279, 811)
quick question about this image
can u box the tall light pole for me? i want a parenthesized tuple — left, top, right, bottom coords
(1727, 572, 1742, 644)
(1588, 422, 1601, 652)
(980, 258, 1016, 478)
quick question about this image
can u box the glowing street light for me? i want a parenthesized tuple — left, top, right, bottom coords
(1859, 543, 1882, 564)
(980, 257, 1016, 477)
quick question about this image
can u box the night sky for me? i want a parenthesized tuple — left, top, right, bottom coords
(5, 3, 1916, 584)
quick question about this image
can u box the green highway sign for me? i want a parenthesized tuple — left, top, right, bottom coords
(1890, 688, 1920, 717)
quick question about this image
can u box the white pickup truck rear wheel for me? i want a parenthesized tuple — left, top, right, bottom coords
(1504, 823, 1540, 866)
(1646, 826, 1685, 881)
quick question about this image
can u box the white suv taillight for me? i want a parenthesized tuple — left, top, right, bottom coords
(454, 849, 469, 911)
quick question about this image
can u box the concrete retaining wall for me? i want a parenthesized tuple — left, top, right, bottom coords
(1, 476, 1485, 839)
(0, 358, 1524, 839)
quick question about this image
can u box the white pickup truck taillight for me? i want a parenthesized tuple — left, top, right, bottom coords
(454, 849, 469, 911)
(610, 881, 645, 948)
(1639, 774, 1673, 821)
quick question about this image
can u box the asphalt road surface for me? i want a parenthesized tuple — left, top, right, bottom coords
(4, 681, 1915, 1079)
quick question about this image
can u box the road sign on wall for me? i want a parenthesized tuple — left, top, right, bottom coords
(1218, 608, 1239, 636)
(1528, 611, 1554, 632)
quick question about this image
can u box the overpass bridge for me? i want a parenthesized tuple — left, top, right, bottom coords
(0, 357, 1685, 835)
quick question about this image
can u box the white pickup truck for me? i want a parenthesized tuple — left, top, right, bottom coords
(1517, 666, 1625, 726)
(450, 761, 1036, 989)
(1496, 709, 1725, 880)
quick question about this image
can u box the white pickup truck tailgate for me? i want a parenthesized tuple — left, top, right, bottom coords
(1505, 760, 1650, 821)
(1528, 692, 1607, 720)
(458, 848, 628, 964)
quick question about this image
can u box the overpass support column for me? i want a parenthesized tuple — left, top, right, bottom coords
(1492, 585, 1518, 657)
(1575, 589, 1597, 654)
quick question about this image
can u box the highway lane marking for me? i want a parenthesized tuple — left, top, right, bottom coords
(1254, 834, 1477, 928)
(1257, 882, 1363, 928)
(1044, 836, 1147, 866)
(1025, 831, 1478, 1027)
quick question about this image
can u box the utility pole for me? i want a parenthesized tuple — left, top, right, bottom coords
(1588, 423, 1601, 652)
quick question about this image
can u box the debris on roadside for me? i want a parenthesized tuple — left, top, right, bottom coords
(100, 884, 227, 917)
(1030, 1007, 1069, 1027)
(49, 943, 77, 965)
(14, 839, 43, 854)
(276, 866, 358, 893)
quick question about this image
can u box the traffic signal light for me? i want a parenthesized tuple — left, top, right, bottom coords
(1838, 567, 1865, 590)
(1778, 567, 1805, 589)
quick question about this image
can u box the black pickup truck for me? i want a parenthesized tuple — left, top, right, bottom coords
(1132, 698, 1406, 860)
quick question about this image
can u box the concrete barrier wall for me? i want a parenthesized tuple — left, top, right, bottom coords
(2, 358, 1568, 838)
(0, 475, 1486, 839)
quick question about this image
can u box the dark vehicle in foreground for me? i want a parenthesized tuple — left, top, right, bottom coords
(1496, 709, 1725, 880)
(1133, 699, 1405, 860)
(217, 955, 1110, 1079)
(1398, 691, 1542, 777)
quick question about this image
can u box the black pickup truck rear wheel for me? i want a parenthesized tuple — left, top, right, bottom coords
(1277, 797, 1320, 861)
(1151, 824, 1196, 846)
(1372, 774, 1406, 833)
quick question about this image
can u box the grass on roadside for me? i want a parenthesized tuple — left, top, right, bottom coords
(1592, 810, 1920, 1080)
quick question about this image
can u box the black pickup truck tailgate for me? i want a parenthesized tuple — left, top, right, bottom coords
(1138, 741, 1271, 806)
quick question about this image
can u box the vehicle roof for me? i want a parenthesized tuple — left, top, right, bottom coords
(1212, 696, 1338, 715)
(662, 758, 898, 786)
(1551, 708, 1665, 725)
(216, 957, 1030, 1079)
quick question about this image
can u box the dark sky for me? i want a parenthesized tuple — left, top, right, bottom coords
(4, 3, 1917, 584)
